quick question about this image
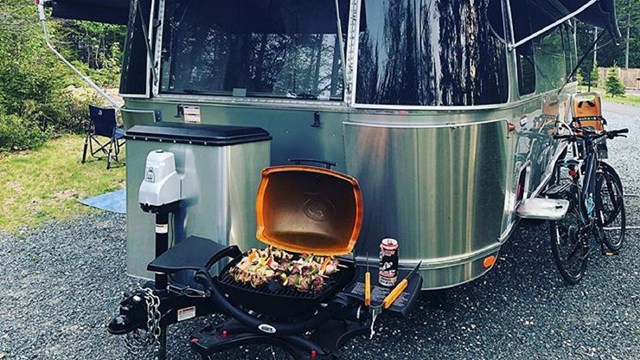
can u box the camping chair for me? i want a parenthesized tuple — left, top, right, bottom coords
(82, 105, 125, 169)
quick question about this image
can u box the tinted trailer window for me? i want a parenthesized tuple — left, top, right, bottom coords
(355, 0, 508, 106)
(160, 0, 348, 100)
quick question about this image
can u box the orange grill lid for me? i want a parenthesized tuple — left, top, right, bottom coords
(255, 165, 363, 256)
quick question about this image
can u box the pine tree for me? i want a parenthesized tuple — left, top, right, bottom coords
(576, 68, 584, 86)
(604, 67, 626, 97)
(589, 65, 599, 88)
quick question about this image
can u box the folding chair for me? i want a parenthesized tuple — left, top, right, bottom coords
(82, 105, 125, 169)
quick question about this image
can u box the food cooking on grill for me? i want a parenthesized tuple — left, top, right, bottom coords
(228, 247, 340, 292)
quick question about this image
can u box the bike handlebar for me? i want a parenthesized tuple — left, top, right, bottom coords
(553, 128, 628, 142)
(607, 128, 629, 138)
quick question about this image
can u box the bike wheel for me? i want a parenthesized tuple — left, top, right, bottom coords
(599, 162, 623, 192)
(550, 186, 588, 284)
(596, 166, 626, 252)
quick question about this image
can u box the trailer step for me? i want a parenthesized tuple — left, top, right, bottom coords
(517, 198, 569, 220)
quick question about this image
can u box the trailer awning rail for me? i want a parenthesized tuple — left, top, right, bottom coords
(508, 0, 621, 50)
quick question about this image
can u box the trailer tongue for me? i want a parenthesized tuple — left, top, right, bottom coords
(108, 145, 423, 359)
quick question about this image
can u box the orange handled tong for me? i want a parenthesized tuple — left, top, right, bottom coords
(364, 252, 371, 306)
(382, 261, 421, 309)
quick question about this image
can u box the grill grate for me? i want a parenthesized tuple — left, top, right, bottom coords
(218, 258, 345, 300)
(216, 253, 354, 317)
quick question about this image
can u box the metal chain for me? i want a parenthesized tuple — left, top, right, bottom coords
(167, 283, 206, 298)
(124, 287, 162, 355)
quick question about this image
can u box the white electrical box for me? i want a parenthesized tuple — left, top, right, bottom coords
(138, 150, 182, 207)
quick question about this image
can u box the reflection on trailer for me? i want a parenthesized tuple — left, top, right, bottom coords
(45, 0, 620, 289)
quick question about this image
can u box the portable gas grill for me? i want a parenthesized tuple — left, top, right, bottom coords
(109, 163, 422, 360)
(212, 165, 361, 318)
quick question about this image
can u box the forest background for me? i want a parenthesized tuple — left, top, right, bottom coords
(0, 0, 639, 153)
(0, 0, 124, 152)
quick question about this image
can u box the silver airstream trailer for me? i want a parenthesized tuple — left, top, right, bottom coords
(42, 0, 620, 290)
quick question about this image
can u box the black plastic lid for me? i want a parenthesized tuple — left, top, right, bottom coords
(126, 122, 271, 146)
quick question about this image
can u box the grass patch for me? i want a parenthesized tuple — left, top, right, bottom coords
(0, 134, 125, 233)
(577, 87, 640, 106)
(602, 94, 640, 106)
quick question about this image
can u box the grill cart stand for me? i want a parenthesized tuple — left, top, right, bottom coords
(110, 236, 422, 359)
(189, 265, 422, 359)
(108, 149, 423, 359)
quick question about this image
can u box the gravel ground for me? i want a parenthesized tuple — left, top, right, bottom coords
(1, 102, 639, 360)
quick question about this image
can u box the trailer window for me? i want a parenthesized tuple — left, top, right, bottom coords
(159, 0, 348, 100)
(535, 27, 567, 92)
(510, 0, 536, 95)
(355, 0, 508, 106)
(511, 1, 574, 95)
(516, 49, 536, 95)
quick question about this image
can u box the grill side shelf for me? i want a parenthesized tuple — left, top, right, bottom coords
(341, 266, 423, 316)
(147, 236, 236, 273)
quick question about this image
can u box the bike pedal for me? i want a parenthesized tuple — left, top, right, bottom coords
(600, 243, 618, 256)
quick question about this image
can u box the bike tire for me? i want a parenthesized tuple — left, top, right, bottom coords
(599, 161, 623, 193)
(596, 165, 626, 252)
(549, 185, 588, 284)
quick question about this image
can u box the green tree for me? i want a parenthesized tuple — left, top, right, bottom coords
(61, 21, 125, 69)
(60, 20, 125, 86)
(576, 1, 640, 73)
(0, 0, 124, 151)
(0, 0, 67, 139)
(576, 68, 585, 86)
(605, 67, 626, 96)
(589, 64, 599, 87)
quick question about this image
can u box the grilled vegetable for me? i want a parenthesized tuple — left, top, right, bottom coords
(229, 247, 340, 292)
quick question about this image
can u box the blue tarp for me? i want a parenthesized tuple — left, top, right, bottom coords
(79, 189, 126, 214)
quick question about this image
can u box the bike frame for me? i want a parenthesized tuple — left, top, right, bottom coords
(561, 133, 605, 233)
(577, 145, 598, 223)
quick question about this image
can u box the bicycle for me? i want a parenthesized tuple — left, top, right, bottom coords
(545, 126, 628, 284)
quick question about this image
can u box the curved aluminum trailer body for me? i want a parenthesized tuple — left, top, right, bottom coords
(79, 0, 607, 288)
(122, 90, 572, 289)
